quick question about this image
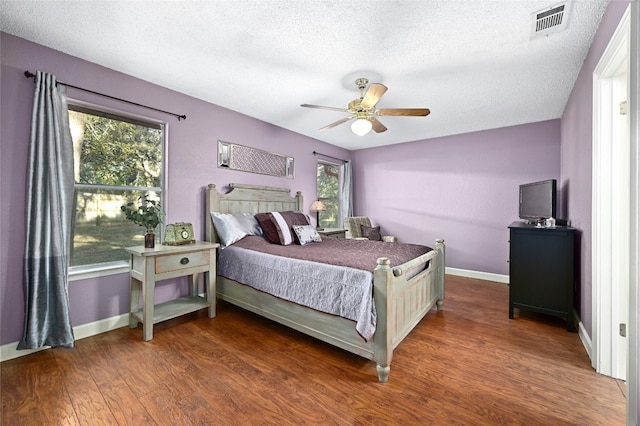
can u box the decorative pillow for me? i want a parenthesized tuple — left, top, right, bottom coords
(255, 212, 280, 244)
(361, 225, 382, 241)
(270, 211, 310, 245)
(292, 224, 322, 246)
(210, 212, 263, 247)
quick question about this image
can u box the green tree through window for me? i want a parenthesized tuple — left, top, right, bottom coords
(316, 161, 340, 229)
(69, 106, 164, 268)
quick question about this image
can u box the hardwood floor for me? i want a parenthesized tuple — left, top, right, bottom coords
(1, 275, 626, 425)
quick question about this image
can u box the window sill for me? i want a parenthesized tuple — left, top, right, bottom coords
(69, 261, 129, 281)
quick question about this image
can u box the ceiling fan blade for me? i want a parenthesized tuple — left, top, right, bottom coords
(368, 117, 387, 133)
(301, 104, 349, 113)
(319, 116, 354, 132)
(377, 108, 431, 117)
(360, 83, 388, 109)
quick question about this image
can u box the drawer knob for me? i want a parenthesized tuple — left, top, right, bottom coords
(180, 257, 190, 265)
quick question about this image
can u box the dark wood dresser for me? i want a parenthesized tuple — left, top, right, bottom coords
(508, 221, 576, 331)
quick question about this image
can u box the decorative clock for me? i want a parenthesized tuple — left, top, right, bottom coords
(163, 222, 195, 245)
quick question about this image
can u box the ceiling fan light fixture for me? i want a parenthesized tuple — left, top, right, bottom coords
(351, 118, 372, 136)
(302, 77, 430, 135)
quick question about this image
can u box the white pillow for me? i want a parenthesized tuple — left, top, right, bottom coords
(292, 224, 322, 246)
(210, 212, 263, 247)
(233, 213, 263, 236)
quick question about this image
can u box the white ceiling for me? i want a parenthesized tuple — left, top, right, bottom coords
(0, 0, 609, 150)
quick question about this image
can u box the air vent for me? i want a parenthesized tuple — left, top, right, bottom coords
(531, 2, 569, 39)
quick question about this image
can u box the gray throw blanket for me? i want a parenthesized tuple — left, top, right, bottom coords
(218, 245, 376, 340)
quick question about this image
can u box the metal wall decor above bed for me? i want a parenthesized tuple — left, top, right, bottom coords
(217, 140, 294, 178)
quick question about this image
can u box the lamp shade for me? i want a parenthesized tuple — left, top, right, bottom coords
(310, 200, 326, 212)
(351, 118, 372, 136)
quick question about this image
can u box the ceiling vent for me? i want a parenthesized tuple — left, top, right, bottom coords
(531, 2, 570, 39)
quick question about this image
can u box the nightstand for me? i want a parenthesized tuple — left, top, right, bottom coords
(126, 241, 219, 341)
(318, 228, 347, 238)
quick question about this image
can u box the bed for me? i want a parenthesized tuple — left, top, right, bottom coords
(205, 183, 445, 382)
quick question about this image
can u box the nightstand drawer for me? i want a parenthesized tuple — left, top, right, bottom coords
(155, 250, 209, 274)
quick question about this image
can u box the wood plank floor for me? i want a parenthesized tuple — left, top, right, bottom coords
(2, 275, 626, 425)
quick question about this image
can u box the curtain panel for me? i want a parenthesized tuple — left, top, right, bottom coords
(340, 161, 353, 224)
(18, 71, 75, 349)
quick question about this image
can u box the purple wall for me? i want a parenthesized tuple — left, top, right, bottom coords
(352, 121, 561, 276)
(0, 33, 350, 346)
(560, 1, 631, 336)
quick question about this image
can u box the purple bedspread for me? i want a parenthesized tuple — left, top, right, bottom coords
(218, 236, 434, 340)
(228, 235, 432, 271)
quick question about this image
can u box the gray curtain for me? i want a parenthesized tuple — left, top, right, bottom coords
(18, 71, 75, 349)
(340, 161, 353, 225)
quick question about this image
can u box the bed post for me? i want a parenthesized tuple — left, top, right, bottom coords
(373, 257, 393, 383)
(205, 184, 219, 243)
(295, 191, 303, 213)
(435, 238, 445, 309)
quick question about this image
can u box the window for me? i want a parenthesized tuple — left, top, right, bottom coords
(316, 161, 341, 229)
(68, 104, 164, 269)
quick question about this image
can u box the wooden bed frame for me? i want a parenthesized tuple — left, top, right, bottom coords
(205, 183, 445, 382)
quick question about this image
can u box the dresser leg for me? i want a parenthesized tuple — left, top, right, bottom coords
(567, 315, 576, 332)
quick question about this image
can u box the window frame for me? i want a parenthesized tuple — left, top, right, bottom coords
(316, 160, 343, 229)
(67, 99, 168, 281)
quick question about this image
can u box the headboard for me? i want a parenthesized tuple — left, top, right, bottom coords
(205, 183, 304, 244)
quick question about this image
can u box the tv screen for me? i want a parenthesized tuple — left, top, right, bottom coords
(519, 179, 557, 221)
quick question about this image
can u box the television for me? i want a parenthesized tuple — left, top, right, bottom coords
(519, 179, 557, 223)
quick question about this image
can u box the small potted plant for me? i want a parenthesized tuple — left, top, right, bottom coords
(121, 194, 163, 248)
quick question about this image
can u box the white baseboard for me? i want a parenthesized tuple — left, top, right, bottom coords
(1, 313, 129, 362)
(446, 267, 509, 284)
(577, 317, 593, 361)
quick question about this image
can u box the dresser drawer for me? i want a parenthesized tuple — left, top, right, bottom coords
(155, 250, 209, 274)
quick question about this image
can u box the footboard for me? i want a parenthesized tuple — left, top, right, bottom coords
(372, 239, 445, 382)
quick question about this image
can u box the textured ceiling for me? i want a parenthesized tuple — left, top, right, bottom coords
(0, 0, 608, 150)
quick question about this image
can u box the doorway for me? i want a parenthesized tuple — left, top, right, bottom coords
(592, 6, 630, 382)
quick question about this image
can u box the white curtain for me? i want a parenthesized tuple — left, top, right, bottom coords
(340, 161, 353, 225)
(18, 71, 75, 349)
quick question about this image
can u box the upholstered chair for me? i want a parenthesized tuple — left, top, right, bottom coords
(345, 216, 397, 242)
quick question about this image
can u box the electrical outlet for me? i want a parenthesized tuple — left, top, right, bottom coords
(619, 323, 626, 337)
(620, 100, 628, 115)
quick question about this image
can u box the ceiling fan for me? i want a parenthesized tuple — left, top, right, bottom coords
(301, 78, 430, 136)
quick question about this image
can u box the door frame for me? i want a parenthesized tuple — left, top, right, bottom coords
(628, 2, 638, 423)
(592, 7, 630, 381)
(592, 4, 638, 424)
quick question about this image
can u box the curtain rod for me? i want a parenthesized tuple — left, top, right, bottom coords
(313, 151, 348, 163)
(24, 70, 187, 121)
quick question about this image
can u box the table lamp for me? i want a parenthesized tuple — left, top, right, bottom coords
(309, 200, 326, 230)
